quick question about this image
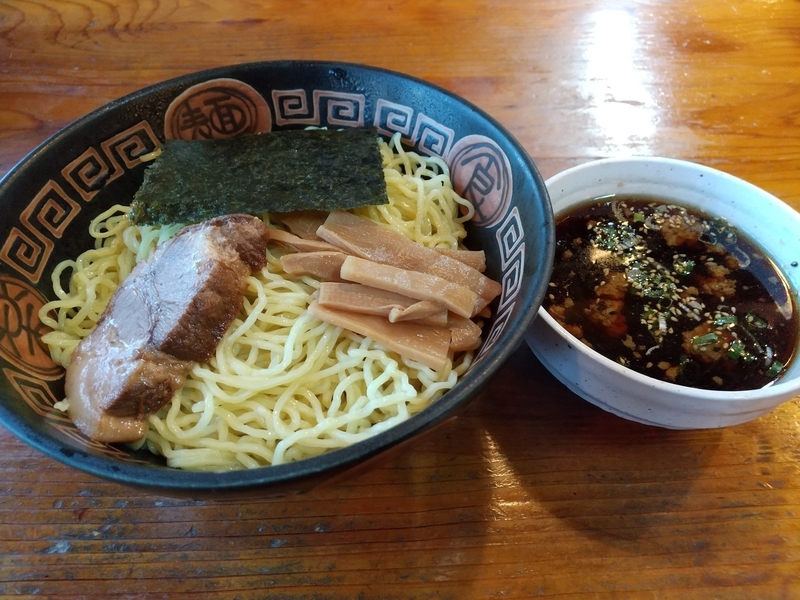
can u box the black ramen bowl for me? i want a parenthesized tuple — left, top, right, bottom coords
(0, 61, 554, 497)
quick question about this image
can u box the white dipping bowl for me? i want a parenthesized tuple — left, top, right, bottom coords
(525, 157, 800, 429)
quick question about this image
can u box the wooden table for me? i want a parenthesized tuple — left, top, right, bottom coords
(2, 1, 800, 597)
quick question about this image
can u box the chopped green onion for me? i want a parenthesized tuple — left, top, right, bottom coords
(593, 221, 639, 251)
(766, 360, 784, 378)
(745, 312, 769, 330)
(692, 332, 719, 348)
(727, 339, 745, 359)
(678, 355, 700, 384)
(673, 258, 695, 275)
(714, 314, 738, 327)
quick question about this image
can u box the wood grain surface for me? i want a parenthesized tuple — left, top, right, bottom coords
(2, 0, 800, 598)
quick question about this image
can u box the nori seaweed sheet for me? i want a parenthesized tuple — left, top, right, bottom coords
(130, 127, 388, 225)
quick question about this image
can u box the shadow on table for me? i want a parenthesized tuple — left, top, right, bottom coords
(477, 343, 728, 547)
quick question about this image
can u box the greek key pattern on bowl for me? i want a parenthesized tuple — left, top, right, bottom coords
(475, 208, 525, 362)
(374, 99, 414, 138)
(496, 206, 526, 311)
(477, 302, 515, 363)
(272, 89, 366, 128)
(1, 121, 159, 284)
(4, 368, 69, 421)
(0, 228, 51, 284)
(375, 100, 456, 159)
(19, 181, 81, 240)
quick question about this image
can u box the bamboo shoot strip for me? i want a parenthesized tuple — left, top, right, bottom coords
(131, 128, 387, 225)
(307, 301, 451, 371)
(448, 314, 484, 352)
(280, 252, 348, 282)
(317, 282, 448, 326)
(339, 255, 477, 319)
(386, 301, 447, 324)
(272, 210, 330, 240)
(435, 248, 487, 272)
(268, 228, 341, 253)
(317, 211, 501, 313)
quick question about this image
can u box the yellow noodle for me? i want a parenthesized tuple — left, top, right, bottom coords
(40, 134, 477, 471)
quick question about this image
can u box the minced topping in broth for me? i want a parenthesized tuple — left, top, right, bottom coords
(544, 196, 797, 391)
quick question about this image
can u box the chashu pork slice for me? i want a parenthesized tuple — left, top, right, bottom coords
(65, 214, 269, 444)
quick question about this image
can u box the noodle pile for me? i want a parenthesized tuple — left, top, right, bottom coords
(39, 133, 478, 471)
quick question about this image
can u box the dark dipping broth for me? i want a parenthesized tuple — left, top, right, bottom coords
(544, 196, 798, 391)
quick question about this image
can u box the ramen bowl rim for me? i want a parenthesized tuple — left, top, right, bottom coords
(0, 60, 555, 495)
